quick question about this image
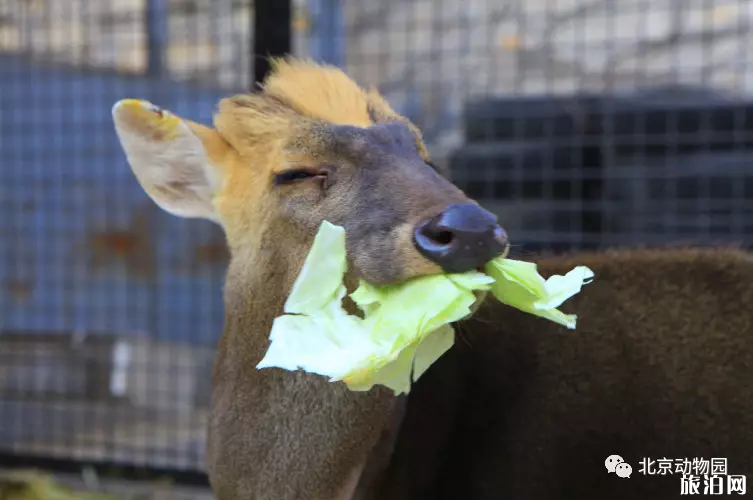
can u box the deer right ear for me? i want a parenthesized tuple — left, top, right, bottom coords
(112, 99, 224, 224)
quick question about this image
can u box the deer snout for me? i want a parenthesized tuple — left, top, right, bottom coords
(413, 202, 509, 273)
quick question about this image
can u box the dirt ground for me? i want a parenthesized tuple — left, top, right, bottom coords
(0, 469, 214, 500)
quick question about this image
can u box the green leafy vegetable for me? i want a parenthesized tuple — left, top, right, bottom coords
(257, 221, 594, 395)
(485, 258, 594, 329)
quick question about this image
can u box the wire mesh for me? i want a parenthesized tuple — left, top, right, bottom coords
(0, 0, 260, 481)
(1, 0, 752, 490)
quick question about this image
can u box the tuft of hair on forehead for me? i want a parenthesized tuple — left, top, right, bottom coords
(212, 57, 430, 160)
(263, 58, 376, 127)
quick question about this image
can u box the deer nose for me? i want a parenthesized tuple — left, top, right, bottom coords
(413, 203, 509, 273)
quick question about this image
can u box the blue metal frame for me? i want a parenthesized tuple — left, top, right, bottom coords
(0, 55, 235, 347)
(307, 0, 344, 67)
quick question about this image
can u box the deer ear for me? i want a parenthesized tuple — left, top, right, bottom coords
(112, 99, 223, 223)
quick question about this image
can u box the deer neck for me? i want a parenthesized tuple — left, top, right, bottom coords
(215, 240, 305, 373)
(206, 239, 398, 500)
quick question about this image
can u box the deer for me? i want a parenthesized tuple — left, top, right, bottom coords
(112, 58, 753, 500)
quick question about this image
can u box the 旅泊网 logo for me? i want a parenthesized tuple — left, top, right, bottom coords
(605, 454, 747, 494)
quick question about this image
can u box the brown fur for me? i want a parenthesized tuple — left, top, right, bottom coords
(202, 58, 470, 499)
(371, 247, 753, 499)
(112, 59, 753, 500)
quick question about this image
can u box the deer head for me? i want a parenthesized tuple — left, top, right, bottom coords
(111, 58, 509, 500)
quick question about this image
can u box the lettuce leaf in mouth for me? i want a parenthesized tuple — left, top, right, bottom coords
(485, 258, 595, 330)
(257, 220, 594, 395)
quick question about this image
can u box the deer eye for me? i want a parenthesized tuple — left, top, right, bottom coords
(274, 169, 327, 185)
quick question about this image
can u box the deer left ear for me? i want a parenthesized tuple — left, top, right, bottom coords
(112, 99, 224, 224)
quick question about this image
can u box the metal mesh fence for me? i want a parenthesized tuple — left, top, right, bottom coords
(339, 0, 753, 254)
(2, 0, 753, 490)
